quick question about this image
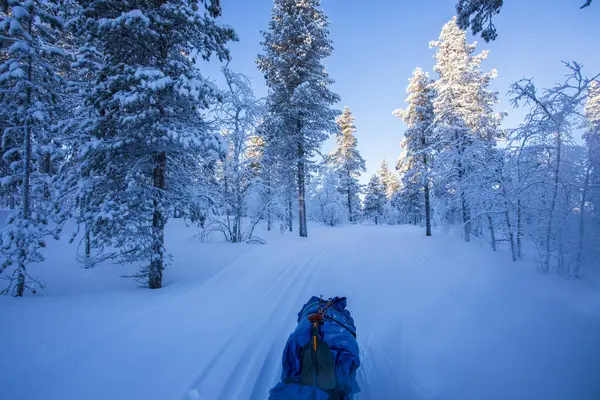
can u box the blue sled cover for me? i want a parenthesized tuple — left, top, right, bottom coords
(269, 296, 360, 399)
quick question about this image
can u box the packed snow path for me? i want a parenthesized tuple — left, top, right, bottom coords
(2, 225, 600, 400)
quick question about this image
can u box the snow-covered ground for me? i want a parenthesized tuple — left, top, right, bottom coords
(1, 220, 600, 400)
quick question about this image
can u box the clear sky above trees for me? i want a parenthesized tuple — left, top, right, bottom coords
(201, 0, 599, 182)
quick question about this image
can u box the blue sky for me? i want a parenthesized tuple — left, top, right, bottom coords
(203, 0, 600, 182)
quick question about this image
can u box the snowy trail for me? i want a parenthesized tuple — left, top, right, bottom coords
(2, 224, 600, 400)
(177, 225, 600, 400)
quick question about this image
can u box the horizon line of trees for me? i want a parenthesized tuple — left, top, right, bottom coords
(386, 17, 599, 278)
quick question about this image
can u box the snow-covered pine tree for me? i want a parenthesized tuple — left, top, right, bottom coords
(55, 4, 106, 267)
(363, 174, 386, 225)
(394, 67, 436, 236)
(244, 128, 281, 233)
(213, 67, 264, 243)
(378, 159, 400, 200)
(249, 118, 276, 231)
(72, 0, 235, 289)
(430, 17, 503, 242)
(0, 0, 66, 296)
(455, 0, 503, 42)
(247, 134, 266, 177)
(328, 106, 365, 222)
(309, 167, 347, 227)
(255, 108, 294, 232)
(257, 0, 340, 238)
(456, 0, 593, 42)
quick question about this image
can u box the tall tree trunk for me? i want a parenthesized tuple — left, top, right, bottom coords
(461, 194, 470, 242)
(558, 236, 565, 275)
(82, 170, 92, 263)
(505, 210, 517, 262)
(423, 153, 432, 237)
(487, 215, 497, 251)
(22, 20, 32, 224)
(574, 164, 590, 278)
(84, 225, 91, 260)
(267, 207, 272, 231)
(17, 119, 31, 297)
(42, 152, 51, 199)
(266, 174, 272, 231)
(149, 151, 166, 289)
(297, 141, 307, 238)
(287, 190, 293, 232)
(22, 123, 32, 220)
(347, 186, 353, 223)
(457, 155, 471, 242)
(232, 187, 242, 243)
(16, 16, 34, 297)
(460, 188, 470, 241)
(516, 198, 522, 259)
(232, 122, 242, 243)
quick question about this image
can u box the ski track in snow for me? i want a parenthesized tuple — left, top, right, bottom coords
(2, 224, 600, 400)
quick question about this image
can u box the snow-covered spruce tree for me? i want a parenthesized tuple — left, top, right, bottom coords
(212, 67, 265, 243)
(247, 132, 266, 176)
(455, 0, 503, 42)
(309, 167, 347, 227)
(248, 118, 276, 231)
(54, 5, 106, 268)
(394, 67, 436, 236)
(245, 126, 282, 233)
(377, 159, 401, 224)
(0, 117, 11, 209)
(429, 17, 503, 242)
(509, 62, 599, 274)
(255, 108, 295, 232)
(0, 0, 66, 296)
(257, 0, 339, 238)
(456, 0, 593, 42)
(327, 106, 365, 222)
(72, 1, 235, 289)
(363, 174, 386, 225)
(394, 148, 421, 226)
(377, 159, 400, 201)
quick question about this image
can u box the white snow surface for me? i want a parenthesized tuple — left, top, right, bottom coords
(1, 219, 600, 400)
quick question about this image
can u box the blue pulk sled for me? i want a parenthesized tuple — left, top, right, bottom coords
(269, 296, 361, 400)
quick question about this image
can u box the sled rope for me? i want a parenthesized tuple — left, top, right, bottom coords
(324, 315, 357, 339)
